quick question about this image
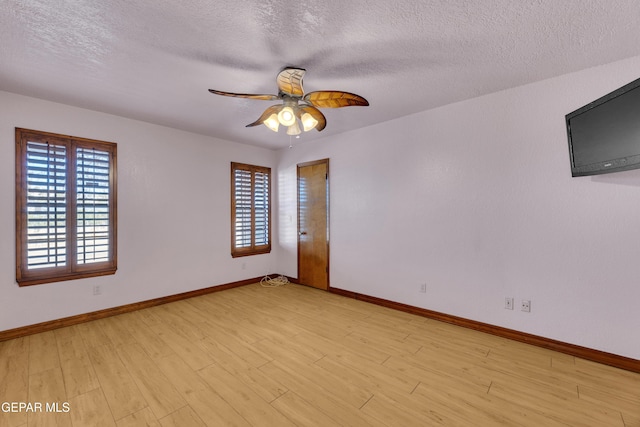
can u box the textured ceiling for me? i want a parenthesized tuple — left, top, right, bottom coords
(2, 0, 640, 149)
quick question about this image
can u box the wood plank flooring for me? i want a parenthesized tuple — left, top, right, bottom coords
(1, 283, 638, 426)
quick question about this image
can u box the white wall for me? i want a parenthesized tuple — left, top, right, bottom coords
(277, 55, 640, 360)
(3, 55, 640, 360)
(0, 91, 278, 331)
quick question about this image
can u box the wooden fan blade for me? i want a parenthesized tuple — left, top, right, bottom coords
(208, 89, 278, 101)
(276, 67, 306, 97)
(303, 91, 369, 108)
(297, 105, 327, 131)
(245, 105, 282, 127)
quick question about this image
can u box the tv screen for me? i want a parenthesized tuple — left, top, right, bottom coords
(566, 77, 640, 177)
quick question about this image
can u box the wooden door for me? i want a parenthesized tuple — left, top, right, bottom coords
(297, 159, 329, 290)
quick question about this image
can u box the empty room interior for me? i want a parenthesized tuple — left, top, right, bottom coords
(1, 1, 640, 426)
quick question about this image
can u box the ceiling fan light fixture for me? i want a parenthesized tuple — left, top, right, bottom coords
(263, 113, 280, 132)
(300, 112, 319, 132)
(209, 67, 369, 138)
(286, 121, 301, 136)
(278, 106, 296, 126)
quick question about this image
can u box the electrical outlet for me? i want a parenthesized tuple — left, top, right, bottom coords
(521, 300, 531, 312)
(419, 283, 427, 293)
(241, 262, 246, 270)
(93, 285, 102, 296)
(505, 297, 514, 310)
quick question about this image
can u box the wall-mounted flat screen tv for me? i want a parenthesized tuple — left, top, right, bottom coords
(566, 77, 640, 177)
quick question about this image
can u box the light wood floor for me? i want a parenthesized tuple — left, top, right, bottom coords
(1, 283, 639, 426)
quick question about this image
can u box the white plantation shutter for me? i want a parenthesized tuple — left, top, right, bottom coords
(26, 141, 68, 269)
(16, 129, 117, 286)
(77, 147, 111, 264)
(231, 163, 271, 257)
(254, 170, 269, 246)
(234, 168, 253, 249)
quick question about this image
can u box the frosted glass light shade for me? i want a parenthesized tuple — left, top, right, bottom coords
(263, 114, 280, 132)
(278, 107, 296, 126)
(300, 112, 319, 132)
(286, 121, 301, 135)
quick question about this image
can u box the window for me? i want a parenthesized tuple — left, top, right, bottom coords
(231, 162, 271, 257)
(15, 128, 117, 286)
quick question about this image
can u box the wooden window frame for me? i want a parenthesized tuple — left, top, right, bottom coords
(231, 162, 271, 258)
(15, 128, 117, 286)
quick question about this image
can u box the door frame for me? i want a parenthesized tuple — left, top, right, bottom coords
(297, 158, 330, 290)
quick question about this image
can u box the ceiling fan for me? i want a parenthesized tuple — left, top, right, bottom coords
(208, 67, 369, 136)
